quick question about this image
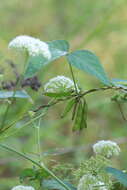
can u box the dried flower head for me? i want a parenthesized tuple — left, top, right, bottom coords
(8, 35, 51, 59)
(44, 75, 79, 93)
(77, 174, 107, 190)
(11, 185, 35, 190)
(93, 140, 120, 158)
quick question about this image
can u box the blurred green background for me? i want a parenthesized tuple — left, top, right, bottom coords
(0, 0, 127, 189)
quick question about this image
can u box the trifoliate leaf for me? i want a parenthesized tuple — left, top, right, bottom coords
(67, 50, 111, 86)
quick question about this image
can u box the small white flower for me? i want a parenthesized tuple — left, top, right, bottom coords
(11, 185, 35, 190)
(77, 174, 107, 190)
(8, 35, 51, 59)
(44, 75, 79, 93)
(93, 140, 120, 158)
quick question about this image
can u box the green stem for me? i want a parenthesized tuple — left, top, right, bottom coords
(68, 63, 78, 94)
(0, 144, 71, 190)
(116, 101, 127, 121)
(0, 108, 48, 139)
(1, 85, 127, 136)
(0, 99, 55, 138)
(0, 105, 10, 130)
(0, 99, 55, 135)
(37, 119, 42, 162)
(34, 119, 42, 162)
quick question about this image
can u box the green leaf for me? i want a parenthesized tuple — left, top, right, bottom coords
(67, 50, 111, 85)
(47, 40, 69, 60)
(0, 90, 30, 99)
(25, 40, 69, 78)
(72, 99, 88, 131)
(36, 169, 49, 180)
(42, 179, 77, 190)
(20, 168, 37, 182)
(72, 101, 83, 131)
(80, 99, 87, 129)
(61, 99, 75, 118)
(20, 168, 49, 183)
(106, 167, 127, 187)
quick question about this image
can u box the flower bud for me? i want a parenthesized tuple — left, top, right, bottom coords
(11, 185, 35, 190)
(8, 35, 51, 59)
(93, 140, 120, 158)
(78, 174, 107, 190)
(44, 76, 79, 94)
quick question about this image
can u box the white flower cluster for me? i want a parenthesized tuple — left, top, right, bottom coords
(11, 185, 35, 190)
(93, 140, 120, 158)
(8, 35, 51, 59)
(44, 75, 79, 93)
(77, 174, 107, 190)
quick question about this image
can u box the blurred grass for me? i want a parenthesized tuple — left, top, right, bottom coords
(0, 0, 127, 189)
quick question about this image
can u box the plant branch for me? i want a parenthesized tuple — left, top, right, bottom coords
(78, 85, 127, 97)
(34, 85, 127, 112)
(1, 85, 127, 136)
(0, 144, 71, 190)
(0, 109, 48, 138)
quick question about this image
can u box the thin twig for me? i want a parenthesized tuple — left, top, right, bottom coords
(68, 63, 78, 94)
(116, 101, 127, 121)
(34, 85, 127, 112)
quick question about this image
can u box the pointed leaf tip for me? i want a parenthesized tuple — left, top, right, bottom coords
(67, 50, 111, 86)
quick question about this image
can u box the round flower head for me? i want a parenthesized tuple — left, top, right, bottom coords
(77, 174, 107, 190)
(93, 140, 120, 158)
(8, 35, 51, 59)
(11, 185, 35, 190)
(44, 76, 79, 94)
